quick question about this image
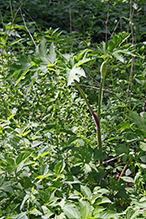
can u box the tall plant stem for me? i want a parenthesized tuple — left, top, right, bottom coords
(97, 77, 104, 149)
(74, 80, 94, 117)
(74, 80, 101, 146)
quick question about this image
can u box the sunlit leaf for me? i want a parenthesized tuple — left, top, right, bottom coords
(66, 66, 86, 86)
(63, 204, 81, 219)
(81, 185, 92, 200)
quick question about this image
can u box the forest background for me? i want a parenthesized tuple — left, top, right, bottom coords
(0, 0, 146, 218)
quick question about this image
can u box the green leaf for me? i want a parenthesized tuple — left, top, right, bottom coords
(63, 204, 81, 219)
(140, 141, 146, 151)
(75, 57, 92, 67)
(83, 163, 92, 174)
(20, 194, 30, 210)
(121, 176, 134, 183)
(93, 206, 105, 215)
(15, 212, 28, 219)
(99, 210, 118, 219)
(47, 43, 56, 64)
(81, 185, 92, 200)
(113, 50, 125, 62)
(80, 201, 92, 218)
(0, 181, 13, 193)
(36, 173, 53, 179)
(74, 49, 89, 62)
(31, 140, 42, 147)
(35, 38, 56, 64)
(140, 156, 146, 163)
(118, 123, 131, 131)
(16, 152, 32, 165)
(96, 197, 112, 205)
(42, 206, 54, 218)
(125, 207, 140, 219)
(66, 66, 86, 86)
(15, 68, 30, 86)
(54, 160, 65, 175)
(56, 213, 65, 219)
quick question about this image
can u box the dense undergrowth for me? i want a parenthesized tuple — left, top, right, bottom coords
(0, 0, 146, 218)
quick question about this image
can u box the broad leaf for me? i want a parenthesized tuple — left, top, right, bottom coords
(63, 204, 81, 219)
(66, 66, 86, 86)
(81, 185, 92, 200)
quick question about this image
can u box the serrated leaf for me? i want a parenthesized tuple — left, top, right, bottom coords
(35, 38, 56, 64)
(66, 66, 86, 86)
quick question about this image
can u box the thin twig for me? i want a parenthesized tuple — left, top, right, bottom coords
(105, 0, 110, 43)
(80, 83, 146, 105)
(5, 0, 29, 45)
(104, 153, 126, 164)
(80, 83, 126, 103)
(20, 8, 37, 47)
(118, 164, 127, 181)
(110, 18, 121, 40)
(129, 57, 135, 112)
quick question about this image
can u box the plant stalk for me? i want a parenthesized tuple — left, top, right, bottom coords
(97, 77, 104, 149)
(74, 80, 102, 157)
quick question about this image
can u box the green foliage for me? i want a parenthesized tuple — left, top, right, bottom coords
(0, 1, 146, 218)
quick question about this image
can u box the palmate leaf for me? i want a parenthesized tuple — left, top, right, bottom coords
(66, 66, 86, 86)
(62, 49, 92, 86)
(35, 38, 56, 64)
